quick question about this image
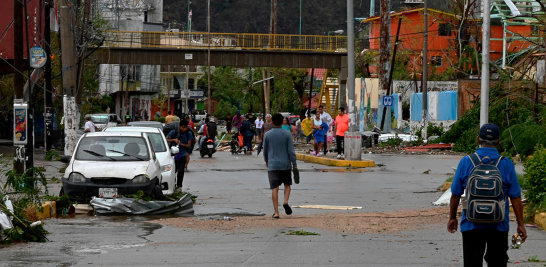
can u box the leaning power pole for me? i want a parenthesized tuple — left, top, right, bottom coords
(379, 0, 391, 112)
(59, 0, 80, 156)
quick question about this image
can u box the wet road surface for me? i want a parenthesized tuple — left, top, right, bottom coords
(0, 151, 545, 266)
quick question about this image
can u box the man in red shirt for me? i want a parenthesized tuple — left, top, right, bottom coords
(333, 107, 349, 159)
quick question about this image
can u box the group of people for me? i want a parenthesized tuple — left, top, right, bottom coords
(300, 105, 349, 158)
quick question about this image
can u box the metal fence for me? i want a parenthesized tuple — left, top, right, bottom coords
(101, 31, 348, 52)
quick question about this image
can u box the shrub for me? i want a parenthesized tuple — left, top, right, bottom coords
(155, 117, 166, 123)
(523, 145, 546, 204)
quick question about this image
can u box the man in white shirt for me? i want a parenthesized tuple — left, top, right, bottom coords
(255, 116, 264, 141)
(318, 105, 332, 155)
(84, 115, 95, 132)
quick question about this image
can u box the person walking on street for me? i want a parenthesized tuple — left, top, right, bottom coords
(262, 114, 273, 139)
(334, 107, 349, 159)
(281, 117, 292, 132)
(232, 111, 243, 133)
(166, 119, 194, 190)
(240, 115, 254, 155)
(84, 115, 96, 132)
(226, 114, 233, 134)
(255, 116, 264, 142)
(318, 105, 332, 155)
(263, 113, 297, 219)
(301, 111, 313, 144)
(312, 111, 325, 156)
(448, 123, 526, 267)
(183, 114, 196, 172)
(165, 111, 175, 124)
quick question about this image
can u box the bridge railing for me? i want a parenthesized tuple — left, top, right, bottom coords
(102, 31, 348, 52)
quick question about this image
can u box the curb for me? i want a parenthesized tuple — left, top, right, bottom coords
(534, 212, 546, 230)
(296, 153, 375, 168)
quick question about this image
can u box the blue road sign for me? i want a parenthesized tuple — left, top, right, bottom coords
(383, 96, 393, 107)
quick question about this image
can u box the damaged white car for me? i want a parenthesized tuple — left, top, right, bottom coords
(61, 132, 168, 202)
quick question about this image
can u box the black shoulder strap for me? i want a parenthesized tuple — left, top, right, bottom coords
(468, 153, 481, 167)
(491, 156, 504, 167)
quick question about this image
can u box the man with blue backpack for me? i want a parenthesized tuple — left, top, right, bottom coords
(166, 119, 195, 190)
(448, 123, 526, 267)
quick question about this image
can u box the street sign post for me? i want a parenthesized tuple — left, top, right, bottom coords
(383, 96, 393, 107)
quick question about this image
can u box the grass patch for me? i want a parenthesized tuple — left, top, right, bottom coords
(528, 255, 544, 262)
(445, 176, 454, 183)
(286, 229, 320, 236)
(45, 150, 62, 161)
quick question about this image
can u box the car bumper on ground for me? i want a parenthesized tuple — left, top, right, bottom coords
(62, 177, 159, 202)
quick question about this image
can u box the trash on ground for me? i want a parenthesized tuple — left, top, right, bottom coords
(433, 188, 452, 206)
(90, 194, 194, 215)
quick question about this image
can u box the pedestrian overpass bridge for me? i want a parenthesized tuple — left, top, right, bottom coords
(91, 31, 348, 68)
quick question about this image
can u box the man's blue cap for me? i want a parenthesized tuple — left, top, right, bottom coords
(236, 110, 240, 114)
(479, 123, 500, 141)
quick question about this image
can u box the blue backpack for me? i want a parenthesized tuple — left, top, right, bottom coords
(462, 153, 505, 223)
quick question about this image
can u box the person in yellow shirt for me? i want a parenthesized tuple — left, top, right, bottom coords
(165, 111, 175, 124)
(301, 111, 313, 144)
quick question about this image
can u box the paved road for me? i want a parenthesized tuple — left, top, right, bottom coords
(0, 151, 544, 266)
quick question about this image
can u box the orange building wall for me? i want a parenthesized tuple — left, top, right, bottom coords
(368, 10, 458, 73)
(490, 25, 534, 62)
(367, 9, 534, 73)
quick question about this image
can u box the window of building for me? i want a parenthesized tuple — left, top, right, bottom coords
(431, 56, 443, 67)
(438, 23, 452, 36)
(173, 77, 181, 89)
(188, 78, 195, 89)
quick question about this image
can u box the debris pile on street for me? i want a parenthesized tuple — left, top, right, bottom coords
(90, 194, 194, 215)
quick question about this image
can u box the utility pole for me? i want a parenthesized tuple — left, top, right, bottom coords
(299, 0, 302, 42)
(270, 0, 277, 49)
(60, 0, 80, 156)
(75, 0, 92, 102)
(185, 65, 189, 114)
(347, 0, 356, 131)
(23, 0, 34, 175)
(534, 0, 546, 123)
(344, 0, 361, 161)
(480, 0, 491, 126)
(379, 0, 391, 128)
(422, 0, 428, 140)
(370, 0, 375, 16)
(13, 0, 25, 174)
(167, 65, 171, 115)
(44, 1, 53, 152)
(207, 0, 211, 114)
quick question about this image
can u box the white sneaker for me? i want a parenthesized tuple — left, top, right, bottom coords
(337, 154, 341, 159)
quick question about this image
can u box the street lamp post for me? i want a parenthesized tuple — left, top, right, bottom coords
(327, 29, 344, 51)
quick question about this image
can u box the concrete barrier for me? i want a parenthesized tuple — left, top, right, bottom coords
(296, 153, 375, 168)
(37, 201, 56, 220)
